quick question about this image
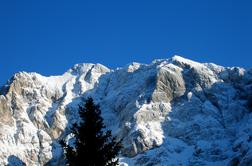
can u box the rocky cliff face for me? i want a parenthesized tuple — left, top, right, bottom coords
(0, 56, 252, 166)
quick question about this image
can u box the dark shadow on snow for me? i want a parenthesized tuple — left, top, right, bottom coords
(7, 155, 26, 166)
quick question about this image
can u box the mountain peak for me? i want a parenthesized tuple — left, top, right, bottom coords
(171, 55, 203, 68)
(67, 63, 110, 76)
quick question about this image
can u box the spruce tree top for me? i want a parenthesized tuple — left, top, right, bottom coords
(60, 97, 122, 166)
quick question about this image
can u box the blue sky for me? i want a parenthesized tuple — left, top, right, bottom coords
(0, 0, 251, 85)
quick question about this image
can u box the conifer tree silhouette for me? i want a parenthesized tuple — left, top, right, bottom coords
(60, 97, 122, 166)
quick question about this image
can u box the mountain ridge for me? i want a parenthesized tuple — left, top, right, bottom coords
(0, 55, 252, 166)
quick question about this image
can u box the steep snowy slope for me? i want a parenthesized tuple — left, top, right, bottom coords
(0, 56, 252, 166)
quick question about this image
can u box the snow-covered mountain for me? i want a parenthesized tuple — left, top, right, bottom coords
(0, 56, 252, 166)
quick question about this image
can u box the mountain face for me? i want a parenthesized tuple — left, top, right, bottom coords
(0, 56, 252, 166)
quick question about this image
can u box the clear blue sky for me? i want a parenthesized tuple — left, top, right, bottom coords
(0, 0, 251, 85)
